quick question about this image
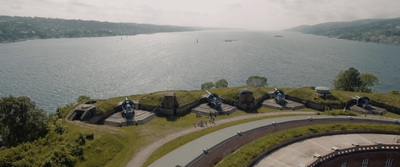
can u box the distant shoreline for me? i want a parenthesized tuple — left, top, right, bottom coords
(0, 15, 212, 43)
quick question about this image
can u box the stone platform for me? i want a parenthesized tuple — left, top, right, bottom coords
(262, 99, 306, 110)
(192, 103, 237, 116)
(349, 105, 388, 115)
(104, 110, 156, 127)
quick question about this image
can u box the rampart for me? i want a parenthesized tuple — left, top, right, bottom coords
(307, 144, 400, 167)
(185, 117, 400, 167)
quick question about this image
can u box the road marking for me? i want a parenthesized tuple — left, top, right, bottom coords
(309, 140, 330, 151)
(357, 134, 373, 144)
(267, 157, 291, 167)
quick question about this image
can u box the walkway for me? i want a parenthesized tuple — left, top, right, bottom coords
(127, 111, 312, 167)
(254, 134, 400, 167)
(148, 115, 397, 167)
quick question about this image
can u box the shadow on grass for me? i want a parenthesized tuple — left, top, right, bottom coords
(241, 106, 262, 114)
(165, 116, 180, 121)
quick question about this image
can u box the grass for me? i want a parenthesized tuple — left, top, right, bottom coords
(286, 87, 345, 105)
(142, 110, 311, 167)
(58, 87, 400, 166)
(61, 106, 312, 167)
(216, 123, 400, 167)
(76, 87, 400, 115)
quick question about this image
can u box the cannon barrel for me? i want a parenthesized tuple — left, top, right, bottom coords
(121, 97, 135, 119)
(206, 90, 222, 110)
(274, 88, 286, 105)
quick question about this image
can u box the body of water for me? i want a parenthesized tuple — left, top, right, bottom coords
(1, 31, 399, 113)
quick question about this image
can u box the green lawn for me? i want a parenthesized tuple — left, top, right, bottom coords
(6, 86, 398, 167)
(217, 123, 400, 167)
(68, 87, 400, 166)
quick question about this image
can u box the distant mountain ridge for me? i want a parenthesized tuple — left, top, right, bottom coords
(286, 18, 400, 45)
(0, 16, 215, 42)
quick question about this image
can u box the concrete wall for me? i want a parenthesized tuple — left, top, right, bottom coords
(371, 100, 400, 115)
(236, 93, 270, 110)
(141, 98, 206, 117)
(186, 118, 400, 167)
(309, 146, 400, 167)
(87, 105, 120, 124)
(287, 96, 345, 111)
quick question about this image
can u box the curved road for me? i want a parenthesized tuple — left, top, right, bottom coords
(146, 115, 397, 167)
(127, 111, 313, 167)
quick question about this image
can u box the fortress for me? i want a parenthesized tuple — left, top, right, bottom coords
(66, 87, 400, 166)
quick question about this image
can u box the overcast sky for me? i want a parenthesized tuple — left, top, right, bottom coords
(1, 0, 400, 30)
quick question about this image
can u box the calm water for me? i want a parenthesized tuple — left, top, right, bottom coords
(1, 31, 399, 113)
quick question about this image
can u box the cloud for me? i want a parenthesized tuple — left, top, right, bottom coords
(1, 0, 400, 30)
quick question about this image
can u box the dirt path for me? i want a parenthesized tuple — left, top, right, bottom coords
(126, 111, 313, 167)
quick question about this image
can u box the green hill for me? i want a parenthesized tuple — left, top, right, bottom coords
(286, 18, 400, 45)
(0, 16, 213, 42)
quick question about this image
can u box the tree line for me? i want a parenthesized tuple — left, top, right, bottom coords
(287, 17, 400, 45)
(201, 76, 268, 90)
(0, 15, 209, 42)
(0, 96, 87, 166)
(201, 68, 398, 94)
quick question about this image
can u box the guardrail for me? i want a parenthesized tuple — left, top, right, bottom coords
(307, 144, 400, 167)
(184, 117, 400, 167)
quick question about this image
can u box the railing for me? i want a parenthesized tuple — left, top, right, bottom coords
(183, 116, 400, 167)
(307, 144, 400, 167)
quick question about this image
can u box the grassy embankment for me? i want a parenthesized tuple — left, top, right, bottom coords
(61, 87, 301, 166)
(67, 86, 399, 166)
(3, 86, 397, 166)
(216, 123, 400, 167)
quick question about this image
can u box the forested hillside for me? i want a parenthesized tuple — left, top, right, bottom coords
(286, 18, 400, 45)
(0, 16, 209, 42)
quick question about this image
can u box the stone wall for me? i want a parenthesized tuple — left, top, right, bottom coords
(287, 96, 346, 111)
(371, 100, 400, 115)
(142, 97, 207, 117)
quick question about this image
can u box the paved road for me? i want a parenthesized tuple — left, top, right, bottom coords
(148, 115, 397, 167)
(254, 133, 400, 167)
(127, 111, 312, 167)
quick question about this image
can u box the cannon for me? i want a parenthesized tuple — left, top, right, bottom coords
(121, 97, 135, 119)
(206, 90, 222, 110)
(274, 88, 286, 105)
(355, 95, 371, 109)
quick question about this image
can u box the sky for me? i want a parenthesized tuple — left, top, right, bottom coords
(1, 0, 400, 30)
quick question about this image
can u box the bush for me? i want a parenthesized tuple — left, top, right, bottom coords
(215, 79, 228, 88)
(77, 95, 90, 103)
(201, 82, 215, 90)
(0, 95, 49, 147)
(76, 132, 86, 146)
(246, 76, 268, 87)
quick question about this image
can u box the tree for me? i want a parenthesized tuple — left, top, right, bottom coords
(77, 95, 90, 103)
(246, 76, 268, 87)
(391, 90, 399, 95)
(215, 79, 228, 88)
(359, 73, 379, 92)
(201, 82, 215, 90)
(43, 146, 76, 167)
(0, 95, 48, 147)
(333, 67, 362, 91)
(333, 67, 379, 92)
